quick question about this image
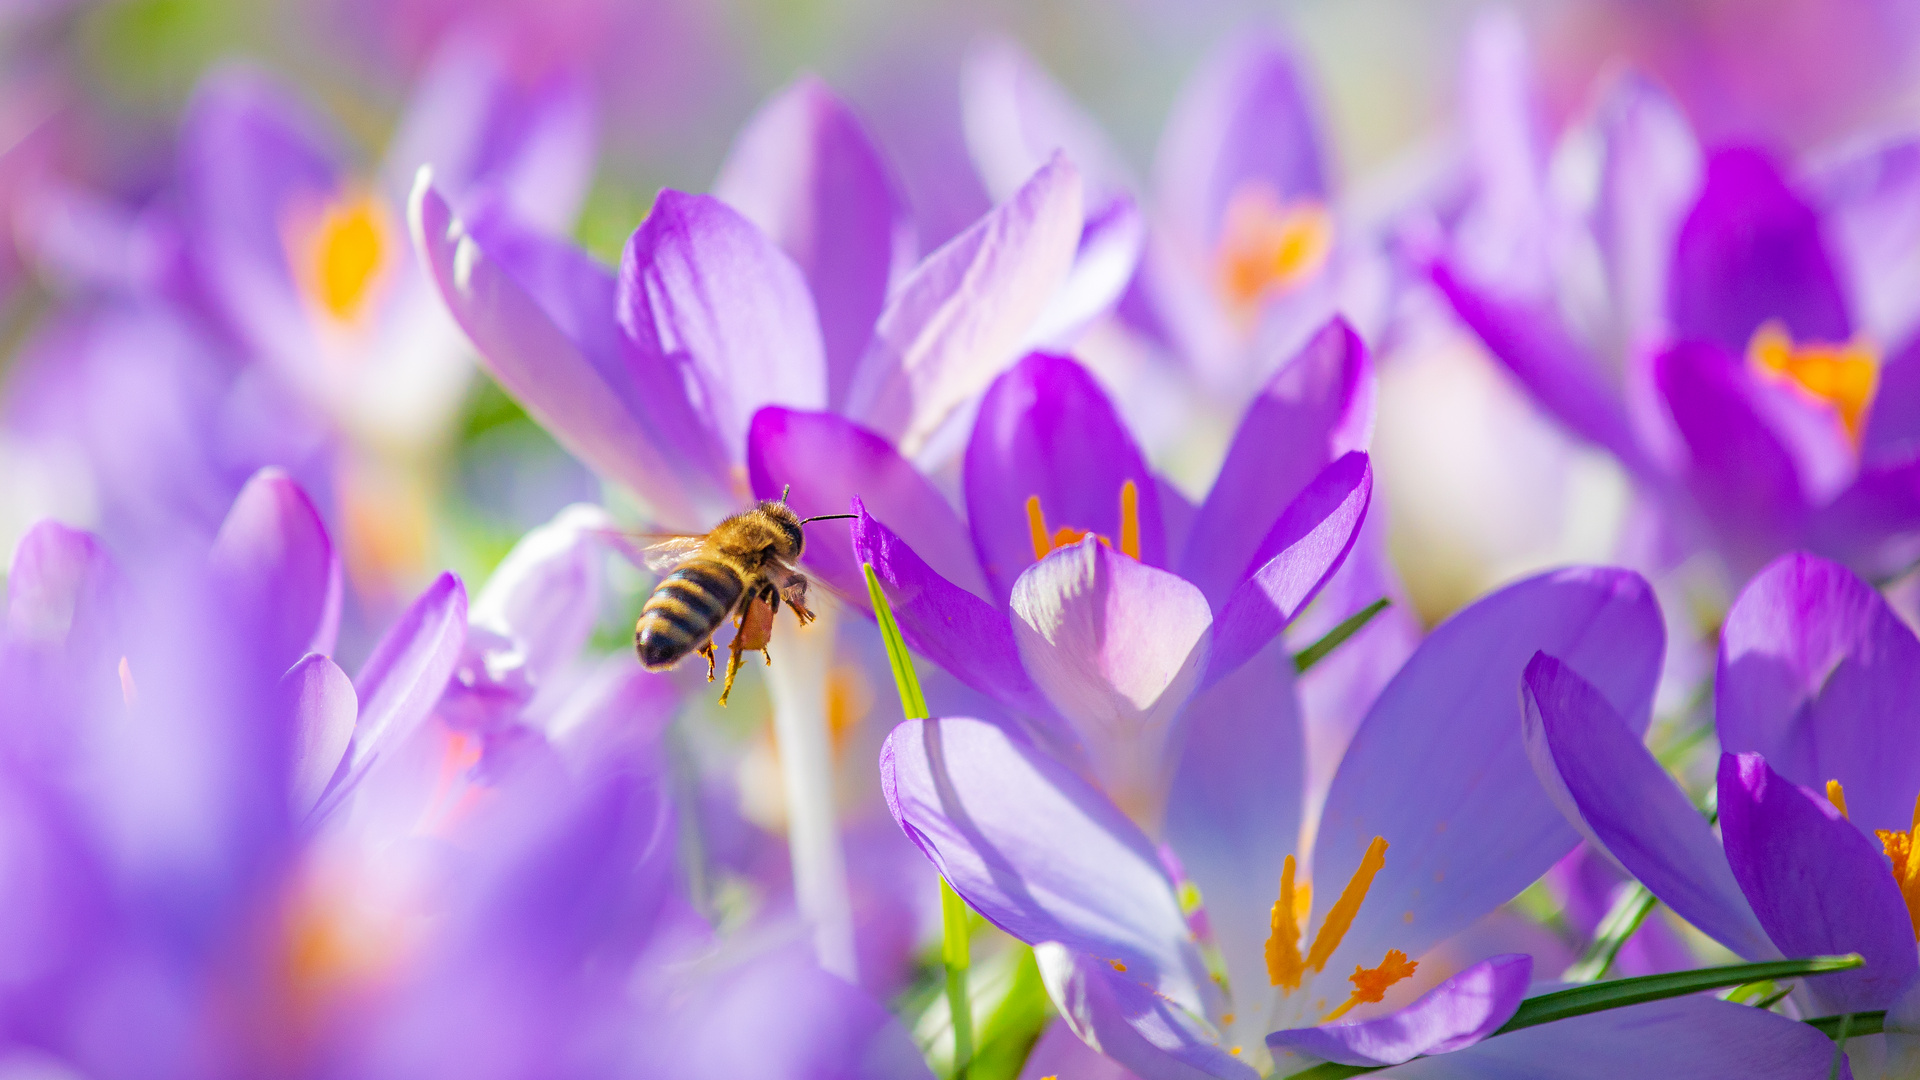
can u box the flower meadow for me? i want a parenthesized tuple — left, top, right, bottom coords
(5, 0, 1920, 1076)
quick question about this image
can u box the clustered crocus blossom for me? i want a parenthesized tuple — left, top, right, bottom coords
(11, 7, 1920, 1079)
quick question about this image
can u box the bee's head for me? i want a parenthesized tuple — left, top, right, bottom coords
(759, 500, 806, 558)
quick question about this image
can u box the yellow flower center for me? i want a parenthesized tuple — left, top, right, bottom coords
(1827, 780, 1920, 941)
(1745, 321, 1879, 444)
(1024, 479, 1142, 562)
(1264, 836, 1420, 1022)
(298, 191, 393, 323)
(1214, 182, 1334, 313)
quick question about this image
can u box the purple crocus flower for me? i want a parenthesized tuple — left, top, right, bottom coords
(1431, 25, 1920, 582)
(1525, 551, 1920, 1077)
(413, 74, 1086, 532)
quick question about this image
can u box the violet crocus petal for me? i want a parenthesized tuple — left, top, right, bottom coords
(1017, 1019, 1142, 1080)
(207, 467, 342, 672)
(1430, 264, 1655, 478)
(713, 77, 913, 409)
(379, 30, 596, 235)
(1812, 457, 1920, 579)
(1718, 552, 1920, 838)
(1207, 453, 1371, 680)
(1166, 638, 1306, 1033)
(5, 520, 122, 655)
(851, 503, 1047, 717)
(845, 153, 1084, 455)
(1267, 954, 1532, 1069)
(1591, 72, 1701, 348)
(1718, 752, 1918, 1015)
(342, 572, 468, 784)
(751, 408, 991, 604)
(1153, 32, 1328, 251)
(280, 653, 356, 817)
(1654, 341, 1807, 572)
(467, 503, 611, 688)
(1813, 136, 1920, 351)
(1668, 147, 1851, 353)
(1521, 653, 1775, 960)
(961, 39, 1135, 205)
(1382, 996, 1854, 1079)
(620, 190, 828, 463)
(1181, 319, 1373, 607)
(1035, 945, 1255, 1080)
(1863, 332, 1920, 466)
(1310, 568, 1664, 982)
(1026, 193, 1147, 350)
(965, 352, 1166, 602)
(881, 717, 1211, 1011)
(409, 177, 720, 530)
(1010, 540, 1212, 809)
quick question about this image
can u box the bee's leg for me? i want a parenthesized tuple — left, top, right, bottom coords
(697, 640, 717, 682)
(719, 632, 751, 707)
(781, 580, 816, 624)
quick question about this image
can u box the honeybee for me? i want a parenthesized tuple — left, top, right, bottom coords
(634, 498, 853, 705)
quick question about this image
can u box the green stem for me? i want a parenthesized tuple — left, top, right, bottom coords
(942, 877, 974, 1078)
(1561, 881, 1657, 982)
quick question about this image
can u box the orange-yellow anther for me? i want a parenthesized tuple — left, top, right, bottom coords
(1267, 854, 1308, 990)
(1874, 793, 1920, 941)
(1215, 183, 1334, 312)
(1118, 479, 1140, 560)
(1026, 496, 1053, 561)
(1827, 779, 1850, 819)
(1306, 836, 1389, 973)
(1321, 949, 1419, 1022)
(1746, 321, 1879, 442)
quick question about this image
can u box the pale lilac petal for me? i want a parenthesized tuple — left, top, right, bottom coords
(620, 191, 828, 463)
(846, 154, 1084, 454)
(1718, 752, 1918, 1015)
(965, 352, 1164, 602)
(1208, 453, 1371, 679)
(1310, 568, 1664, 981)
(338, 572, 468, 795)
(1863, 332, 1920, 466)
(281, 653, 355, 816)
(208, 468, 342, 672)
(1382, 996, 1853, 1079)
(851, 503, 1048, 717)
(1181, 319, 1374, 607)
(751, 408, 990, 603)
(1153, 33, 1328, 251)
(1522, 653, 1775, 960)
(1026, 194, 1147, 349)
(1809, 135, 1920, 350)
(961, 39, 1135, 204)
(5, 521, 122, 654)
(1018, 1019, 1141, 1080)
(1010, 541, 1212, 808)
(1165, 638, 1307, 1031)
(1811, 457, 1920, 579)
(881, 717, 1211, 1010)
(1036, 946, 1255, 1080)
(467, 503, 611, 686)
(1591, 72, 1701, 348)
(1718, 552, 1920, 837)
(1668, 147, 1851, 353)
(713, 77, 913, 407)
(1267, 954, 1531, 1069)
(409, 177, 721, 529)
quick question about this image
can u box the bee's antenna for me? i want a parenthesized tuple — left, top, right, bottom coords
(798, 513, 858, 525)
(780, 484, 791, 503)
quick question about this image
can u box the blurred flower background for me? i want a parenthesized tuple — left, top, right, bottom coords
(4, 0, 1920, 1076)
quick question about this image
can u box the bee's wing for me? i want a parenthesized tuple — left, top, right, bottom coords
(639, 535, 709, 574)
(767, 557, 860, 614)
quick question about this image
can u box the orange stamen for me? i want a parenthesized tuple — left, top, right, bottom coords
(1119, 479, 1140, 560)
(1321, 950, 1419, 1022)
(303, 193, 391, 323)
(1746, 321, 1879, 443)
(1874, 793, 1920, 941)
(1267, 854, 1307, 990)
(1306, 836, 1389, 973)
(1025, 495, 1052, 561)
(1215, 183, 1335, 312)
(1827, 779, 1850, 819)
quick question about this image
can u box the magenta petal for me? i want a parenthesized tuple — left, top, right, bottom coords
(409, 178, 720, 530)
(1181, 319, 1373, 607)
(280, 653, 356, 816)
(1311, 568, 1664, 980)
(752, 408, 990, 603)
(1668, 147, 1851, 353)
(715, 77, 912, 409)
(1037, 946, 1255, 1080)
(881, 717, 1211, 1012)
(1718, 552, 1920, 836)
(1208, 453, 1371, 679)
(1717, 752, 1917, 1014)
(620, 190, 828, 462)
(965, 352, 1165, 601)
(1522, 653, 1775, 960)
(851, 504, 1046, 717)
(208, 468, 342, 672)
(1386, 996, 1855, 1079)
(1154, 32, 1328, 250)
(342, 572, 468, 784)
(1267, 954, 1531, 1069)
(847, 154, 1084, 453)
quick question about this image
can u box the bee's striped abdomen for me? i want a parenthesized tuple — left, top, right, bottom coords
(635, 560, 743, 670)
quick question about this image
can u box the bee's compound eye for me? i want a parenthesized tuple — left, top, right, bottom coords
(782, 519, 804, 554)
